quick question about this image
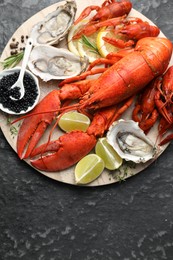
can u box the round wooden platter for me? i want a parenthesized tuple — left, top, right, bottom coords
(0, 0, 172, 186)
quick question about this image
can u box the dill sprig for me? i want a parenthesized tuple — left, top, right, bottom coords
(81, 35, 100, 55)
(1, 51, 24, 69)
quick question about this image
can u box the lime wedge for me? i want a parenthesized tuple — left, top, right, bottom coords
(75, 154, 105, 184)
(95, 137, 123, 170)
(58, 111, 90, 132)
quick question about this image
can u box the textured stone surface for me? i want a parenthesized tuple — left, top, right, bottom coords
(0, 0, 173, 259)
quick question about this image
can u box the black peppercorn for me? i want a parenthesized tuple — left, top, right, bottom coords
(10, 43, 18, 49)
(10, 50, 18, 55)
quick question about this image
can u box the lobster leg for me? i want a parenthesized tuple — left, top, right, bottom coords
(59, 50, 132, 87)
(159, 132, 173, 146)
(103, 36, 134, 48)
(74, 6, 100, 25)
(73, 16, 126, 40)
(158, 116, 173, 146)
(59, 67, 107, 87)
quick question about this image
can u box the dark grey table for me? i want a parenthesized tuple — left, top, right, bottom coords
(0, 1, 173, 259)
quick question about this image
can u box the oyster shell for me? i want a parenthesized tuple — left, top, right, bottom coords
(107, 120, 158, 163)
(28, 45, 89, 81)
(30, 0, 77, 46)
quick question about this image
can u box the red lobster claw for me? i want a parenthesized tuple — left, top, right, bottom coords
(30, 131, 96, 172)
(17, 90, 60, 159)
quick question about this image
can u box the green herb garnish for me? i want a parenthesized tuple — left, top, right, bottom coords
(7, 117, 12, 125)
(10, 125, 18, 136)
(1, 51, 24, 69)
(7, 117, 19, 137)
(81, 35, 100, 55)
(109, 160, 137, 183)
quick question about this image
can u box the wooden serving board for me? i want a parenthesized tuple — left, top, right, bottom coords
(0, 0, 172, 186)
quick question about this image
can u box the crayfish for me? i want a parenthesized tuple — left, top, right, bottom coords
(133, 66, 173, 145)
(72, 0, 160, 49)
(14, 37, 172, 172)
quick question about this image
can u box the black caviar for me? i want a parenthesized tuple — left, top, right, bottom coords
(0, 72, 38, 113)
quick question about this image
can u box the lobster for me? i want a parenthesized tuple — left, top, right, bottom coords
(72, 0, 160, 50)
(74, 0, 132, 25)
(103, 18, 160, 48)
(15, 37, 172, 172)
(72, 0, 132, 40)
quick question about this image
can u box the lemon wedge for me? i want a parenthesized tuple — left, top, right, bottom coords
(77, 32, 101, 63)
(97, 28, 123, 57)
(75, 154, 105, 184)
(58, 111, 90, 132)
(68, 19, 101, 63)
(68, 19, 89, 56)
(95, 137, 123, 170)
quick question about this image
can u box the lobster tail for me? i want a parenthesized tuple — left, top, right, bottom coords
(136, 37, 173, 76)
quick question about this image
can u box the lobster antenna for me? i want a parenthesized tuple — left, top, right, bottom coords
(11, 103, 80, 125)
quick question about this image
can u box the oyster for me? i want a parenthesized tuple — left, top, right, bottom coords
(30, 1, 77, 46)
(107, 120, 158, 163)
(28, 45, 89, 81)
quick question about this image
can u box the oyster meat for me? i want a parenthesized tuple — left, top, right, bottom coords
(30, 0, 77, 46)
(107, 120, 158, 163)
(28, 45, 89, 81)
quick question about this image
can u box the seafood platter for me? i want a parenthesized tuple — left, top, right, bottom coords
(0, 0, 173, 186)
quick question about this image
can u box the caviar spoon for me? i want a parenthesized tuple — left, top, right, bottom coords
(10, 38, 33, 100)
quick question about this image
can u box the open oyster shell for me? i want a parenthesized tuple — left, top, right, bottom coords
(107, 120, 158, 163)
(28, 45, 89, 81)
(30, 0, 77, 46)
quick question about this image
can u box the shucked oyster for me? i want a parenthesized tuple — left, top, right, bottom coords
(107, 120, 158, 163)
(28, 45, 89, 81)
(30, 0, 77, 46)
